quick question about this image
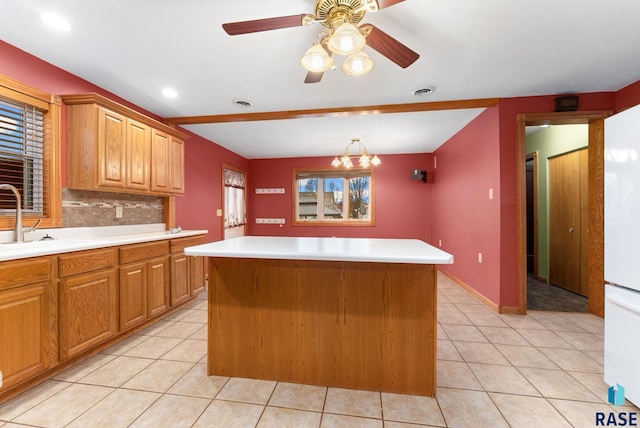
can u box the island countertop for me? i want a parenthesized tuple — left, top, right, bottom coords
(184, 236, 453, 265)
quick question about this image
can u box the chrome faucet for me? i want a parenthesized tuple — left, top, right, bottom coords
(0, 183, 25, 242)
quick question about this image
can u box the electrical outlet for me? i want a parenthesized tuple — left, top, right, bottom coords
(489, 188, 494, 200)
(0, 369, 3, 388)
(115, 206, 123, 218)
(478, 252, 483, 263)
(439, 239, 442, 247)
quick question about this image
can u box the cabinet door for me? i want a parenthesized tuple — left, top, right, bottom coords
(119, 262, 148, 331)
(151, 129, 170, 193)
(126, 118, 151, 191)
(148, 256, 170, 317)
(59, 269, 117, 360)
(0, 283, 49, 392)
(171, 253, 190, 306)
(169, 136, 185, 194)
(190, 256, 206, 296)
(97, 107, 127, 188)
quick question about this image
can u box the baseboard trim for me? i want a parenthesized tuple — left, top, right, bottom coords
(438, 269, 523, 315)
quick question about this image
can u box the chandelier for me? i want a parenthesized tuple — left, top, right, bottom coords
(331, 138, 381, 168)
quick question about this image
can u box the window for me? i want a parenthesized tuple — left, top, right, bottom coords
(0, 75, 61, 230)
(293, 168, 374, 226)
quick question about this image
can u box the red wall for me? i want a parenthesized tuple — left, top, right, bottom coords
(433, 92, 618, 308)
(432, 107, 502, 303)
(0, 41, 247, 242)
(177, 132, 248, 242)
(248, 153, 434, 241)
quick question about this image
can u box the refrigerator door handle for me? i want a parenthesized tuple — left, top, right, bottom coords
(608, 294, 640, 314)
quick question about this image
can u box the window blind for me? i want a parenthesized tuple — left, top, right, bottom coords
(0, 99, 45, 214)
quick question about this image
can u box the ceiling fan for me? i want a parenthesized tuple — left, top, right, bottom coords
(222, 0, 419, 83)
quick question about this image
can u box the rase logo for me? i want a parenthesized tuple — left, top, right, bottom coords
(595, 384, 638, 427)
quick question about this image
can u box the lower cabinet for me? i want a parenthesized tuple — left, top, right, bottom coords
(0, 280, 51, 392)
(170, 253, 190, 306)
(58, 248, 118, 361)
(190, 256, 206, 296)
(0, 233, 205, 399)
(119, 261, 148, 331)
(119, 241, 169, 331)
(147, 256, 170, 317)
(170, 236, 206, 306)
(0, 256, 53, 393)
(59, 268, 118, 360)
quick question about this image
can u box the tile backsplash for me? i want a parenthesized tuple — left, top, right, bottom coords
(62, 188, 164, 227)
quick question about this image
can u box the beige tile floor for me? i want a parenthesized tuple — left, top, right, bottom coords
(0, 273, 637, 427)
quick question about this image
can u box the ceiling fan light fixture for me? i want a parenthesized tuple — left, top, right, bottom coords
(327, 21, 366, 55)
(301, 43, 334, 72)
(342, 51, 374, 76)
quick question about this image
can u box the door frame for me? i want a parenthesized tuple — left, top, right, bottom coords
(525, 152, 539, 281)
(516, 110, 611, 316)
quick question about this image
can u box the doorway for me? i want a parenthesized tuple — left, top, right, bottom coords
(516, 111, 610, 316)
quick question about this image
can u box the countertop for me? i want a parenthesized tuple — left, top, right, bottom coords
(184, 236, 454, 265)
(0, 224, 208, 262)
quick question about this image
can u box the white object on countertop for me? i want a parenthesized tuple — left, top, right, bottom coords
(184, 236, 453, 265)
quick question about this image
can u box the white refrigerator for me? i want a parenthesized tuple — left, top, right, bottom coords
(604, 103, 640, 406)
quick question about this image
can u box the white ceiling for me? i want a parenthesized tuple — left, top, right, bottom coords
(2, 0, 640, 159)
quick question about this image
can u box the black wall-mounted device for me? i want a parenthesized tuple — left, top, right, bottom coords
(411, 169, 427, 183)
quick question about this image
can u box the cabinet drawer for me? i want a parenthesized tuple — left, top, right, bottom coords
(58, 248, 116, 278)
(0, 257, 52, 291)
(120, 240, 168, 264)
(170, 235, 205, 254)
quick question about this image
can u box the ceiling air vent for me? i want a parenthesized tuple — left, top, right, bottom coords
(232, 99, 253, 108)
(412, 86, 436, 97)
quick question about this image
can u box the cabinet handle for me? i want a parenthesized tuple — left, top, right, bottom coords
(568, 227, 574, 233)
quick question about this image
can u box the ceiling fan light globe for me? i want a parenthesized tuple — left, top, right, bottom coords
(300, 43, 334, 72)
(342, 51, 374, 76)
(328, 22, 365, 55)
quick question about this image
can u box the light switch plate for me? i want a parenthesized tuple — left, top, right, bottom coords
(115, 206, 123, 218)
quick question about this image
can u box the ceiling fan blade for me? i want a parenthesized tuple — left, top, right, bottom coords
(364, 24, 419, 68)
(377, 0, 406, 9)
(222, 14, 307, 35)
(304, 71, 325, 84)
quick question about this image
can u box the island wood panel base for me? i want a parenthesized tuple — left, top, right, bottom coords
(208, 258, 437, 397)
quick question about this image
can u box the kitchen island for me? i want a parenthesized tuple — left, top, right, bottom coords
(185, 236, 453, 397)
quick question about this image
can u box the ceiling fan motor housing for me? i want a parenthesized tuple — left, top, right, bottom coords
(315, 0, 368, 28)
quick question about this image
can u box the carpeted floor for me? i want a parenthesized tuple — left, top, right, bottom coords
(527, 275, 589, 312)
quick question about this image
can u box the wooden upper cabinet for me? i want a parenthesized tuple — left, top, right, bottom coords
(151, 129, 184, 195)
(63, 93, 186, 196)
(169, 136, 185, 194)
(97, 108, 127, 188)
(126, 118, 151, 191)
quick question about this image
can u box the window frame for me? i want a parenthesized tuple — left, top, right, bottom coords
(0, 74, 62, 231)
(292, 167, 375, 227)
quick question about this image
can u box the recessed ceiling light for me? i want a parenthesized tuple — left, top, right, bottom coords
(40, 13, 71, 31)
(232, 99, 253, 108)
(412, 86, 436, 97)
(162, 88, 178, 98)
